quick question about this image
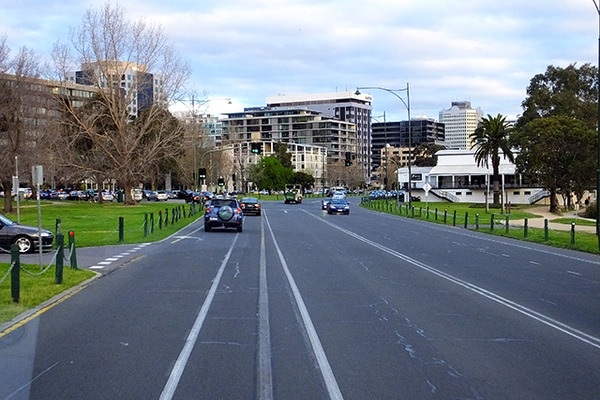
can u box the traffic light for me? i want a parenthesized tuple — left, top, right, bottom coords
(198, 168, 207, 179)
(218, 176, 225, 186)
(251, 142, 262, 154)
(345, 152, 352, 166)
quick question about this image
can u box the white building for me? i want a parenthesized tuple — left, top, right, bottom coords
(439, 101, 483, 150)
(396, 149, 547, 205)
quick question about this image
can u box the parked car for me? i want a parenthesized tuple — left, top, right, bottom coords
(130, 188, 143, 202)
(0, 213, 54, 253)
(96, 191, 114, 202)
(239, 197, 261, 216)
(327, 197, 350, 215)
(204, 197, 244, 232)
(55, 190, 69, 200)
(155, 191, 168, 201)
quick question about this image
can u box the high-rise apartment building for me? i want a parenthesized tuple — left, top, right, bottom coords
(371, 118, 445, 173)
(439, 101, 483, 150)
(266, 91, 372, 179)
(66, 61, 162, 118)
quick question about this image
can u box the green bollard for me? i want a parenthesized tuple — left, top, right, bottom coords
(464, 212, 468, 229)
(476, 213, 479, 230)
(544, 219, 549, 241)
(68, 230, 78, 269)
(505, 215, 510, 234)
(11, 243, 20, 303)
(435, 208, 438, 221)
(144, 213, 148, 237)
(490, 214, 495, 231)
(444, 209, 447, 224)
(150, 213, 154, 234)
(571, 222, 575, 245)
(171, 208, 175, 224)
(119, 216, 124, 242)
(159, 210, 163, 229)
(55, 232, 64, 284)
(524, 219, 528, 238)
(165, 209, 169, 227)
(453, 210, 456, 226)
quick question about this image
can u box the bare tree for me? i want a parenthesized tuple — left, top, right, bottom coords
(51, 3, 190, 204)
(0, 44, 46, 213)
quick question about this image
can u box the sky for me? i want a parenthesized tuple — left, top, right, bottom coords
(1, 0, 598, 122)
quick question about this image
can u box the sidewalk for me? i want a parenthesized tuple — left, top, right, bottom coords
(515, 206, 597, 233)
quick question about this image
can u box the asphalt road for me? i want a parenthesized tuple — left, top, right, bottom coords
(1, 198, 600, 399)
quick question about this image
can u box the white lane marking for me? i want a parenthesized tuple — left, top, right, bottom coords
(306, 211, 600, 351)
(257, 216, 274, 400)
(159, 234, 239, 400)
(264, 213, 344, 400)
(90, 266, 104, 269)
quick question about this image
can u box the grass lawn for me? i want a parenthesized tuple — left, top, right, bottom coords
(0, 200, 203, 328)
(4, 200, 203, 247)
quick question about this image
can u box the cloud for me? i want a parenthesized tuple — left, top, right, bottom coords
(0, 0, 597, 121)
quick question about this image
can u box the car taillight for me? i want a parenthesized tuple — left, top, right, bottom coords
(256, 204, 260, 207)
(206, 207, 210, 213)
(240, 203, 245, 207)
(237, 207, 242, 213)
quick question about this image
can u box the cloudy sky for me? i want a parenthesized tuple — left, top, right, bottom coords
(1, 0, 598, 121)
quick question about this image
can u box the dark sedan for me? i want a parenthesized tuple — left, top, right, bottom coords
(239, 197, 261, 216)
(327, 197, 350, 214)
(0, 213, 54, 253)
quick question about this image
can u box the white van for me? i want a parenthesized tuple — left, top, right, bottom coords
(130, 188, 143, 202)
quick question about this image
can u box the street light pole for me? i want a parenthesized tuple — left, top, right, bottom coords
(593, 0, 600, 247)
(356, 84, 412, 208)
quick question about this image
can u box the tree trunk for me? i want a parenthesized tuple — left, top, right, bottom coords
(549, 188, 559, 213)
(3, 181, 13, 214)
(123, 182, 136, 206)
(492, 179, 500, 206)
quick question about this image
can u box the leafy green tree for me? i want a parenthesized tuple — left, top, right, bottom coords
(413, 143, 446, 167)
(293, 171, 315, 189)
(518, 63, 598, 130)
(248, 156, 293, 191)
(470, 114, 514, 206)
(273, 141, 292, 169)
(511, 116, 597, 212)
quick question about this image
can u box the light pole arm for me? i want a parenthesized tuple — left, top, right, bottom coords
(356, 84, 413, 208)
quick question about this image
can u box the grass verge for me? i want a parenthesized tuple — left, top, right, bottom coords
(0, 265, 95, 326)
(360, 199, 600, 254)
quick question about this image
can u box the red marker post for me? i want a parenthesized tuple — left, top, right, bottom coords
(68, 230, 78, 270)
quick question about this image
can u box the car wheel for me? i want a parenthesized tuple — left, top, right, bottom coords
(204, 224, 211, 232)
(14, 236, 34, 253)
(217, 206, 234, 221)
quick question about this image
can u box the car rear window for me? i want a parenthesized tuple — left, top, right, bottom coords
(211, 199, 237, 208)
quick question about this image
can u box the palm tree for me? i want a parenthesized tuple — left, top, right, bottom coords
(470, 114, 514, 206)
